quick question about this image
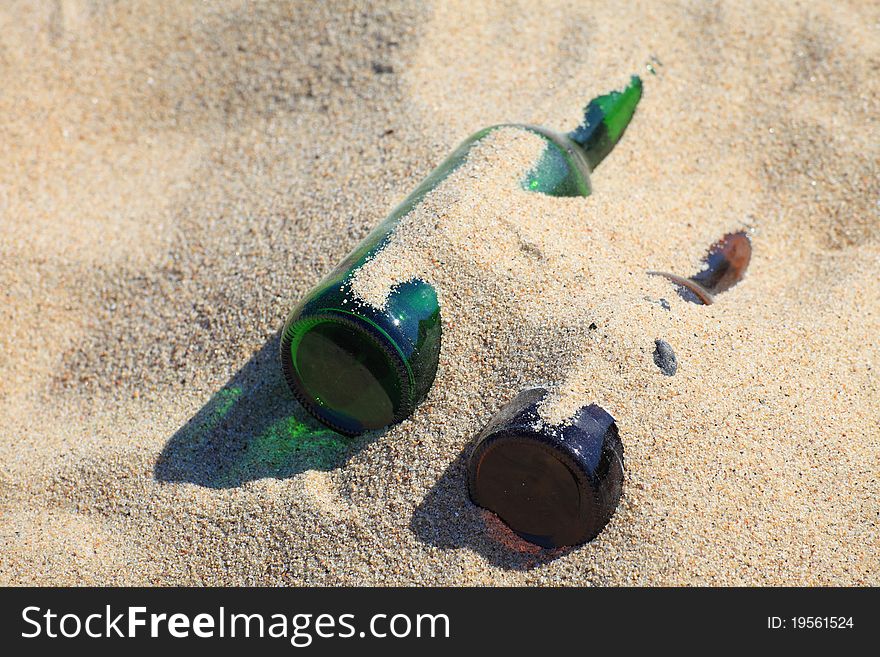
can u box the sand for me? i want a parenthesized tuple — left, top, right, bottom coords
(1, 0, 878, 585)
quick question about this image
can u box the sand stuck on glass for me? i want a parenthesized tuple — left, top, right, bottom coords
(1, 0, 878, 585)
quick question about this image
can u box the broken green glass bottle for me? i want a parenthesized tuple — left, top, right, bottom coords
(281, 76, 643, 436)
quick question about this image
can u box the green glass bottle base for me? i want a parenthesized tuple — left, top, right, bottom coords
(281, 312, 414, 436)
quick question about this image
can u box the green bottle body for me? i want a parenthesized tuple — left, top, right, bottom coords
(281, 126, 592, 435)
(281, 75, 642, 436)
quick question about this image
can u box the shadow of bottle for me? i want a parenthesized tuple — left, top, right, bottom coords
(154, 333, 373, 489)
(157, 332, 572, 570)
(410, 450, 573, 571)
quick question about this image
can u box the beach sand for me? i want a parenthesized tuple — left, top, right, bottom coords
(1, 0, 877, 585)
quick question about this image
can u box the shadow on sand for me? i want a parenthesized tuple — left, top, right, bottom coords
(154, 333, 374, 489)
(156, 333, 568, 569)
(410, 451, 573, 571)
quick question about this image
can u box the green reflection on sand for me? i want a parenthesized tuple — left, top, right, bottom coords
(191, 386, 243, 445)
(211, 416, 345, 488)
(170, 384, 349, 488)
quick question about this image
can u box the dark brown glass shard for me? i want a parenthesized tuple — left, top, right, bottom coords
(649, 231, 752, 305)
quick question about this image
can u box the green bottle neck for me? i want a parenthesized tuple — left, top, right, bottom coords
(568, 75, 642, 171)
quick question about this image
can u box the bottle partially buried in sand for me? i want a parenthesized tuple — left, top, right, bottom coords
(468, 388, 625, 549)
(280, 76, 643, 436)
